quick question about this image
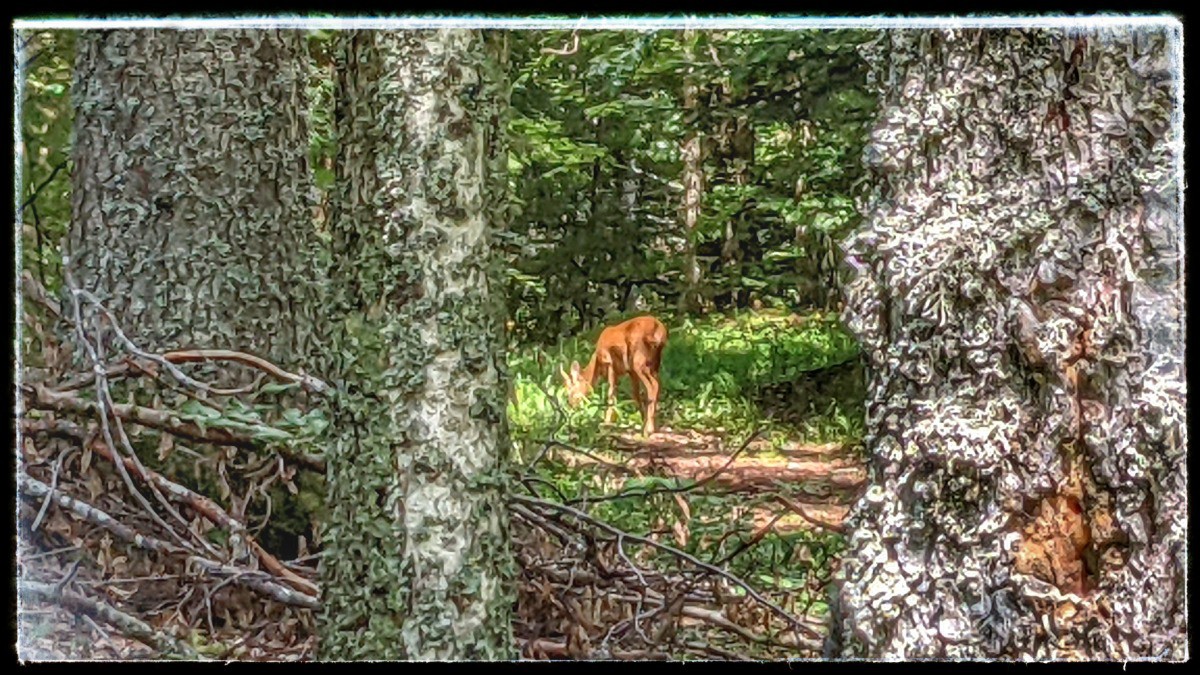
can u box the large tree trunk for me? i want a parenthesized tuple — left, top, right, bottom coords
(318, 29, 515, 660)
(67, 30, 319, 364)
(830, 27, 1185, 659)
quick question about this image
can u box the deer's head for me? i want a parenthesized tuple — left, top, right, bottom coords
(560, 361, 590, 407)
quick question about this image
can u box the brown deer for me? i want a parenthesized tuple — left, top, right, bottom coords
(561, 315, 668, 436)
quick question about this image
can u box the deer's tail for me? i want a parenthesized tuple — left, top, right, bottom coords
(646, 321, 668, 351)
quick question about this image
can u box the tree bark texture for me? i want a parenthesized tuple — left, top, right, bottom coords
(68, 30, 320, 364)
(832, 27, 1185, 659)
(318, 29, 516, 660)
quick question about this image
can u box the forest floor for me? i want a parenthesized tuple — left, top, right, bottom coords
(608, 428, 864, 533)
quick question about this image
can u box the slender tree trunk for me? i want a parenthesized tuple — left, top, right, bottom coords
(831, 27, 1185, 659)
(67, 30, 319, 364)
(678, 29, 706, 314)
(319, 29, 515, 660)
(720, 114, 754, 308)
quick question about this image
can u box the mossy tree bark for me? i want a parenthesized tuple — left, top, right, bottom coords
(67, 30, 320, 365)
(317, 29, 516, 660)
(830, 27, 1185, 659)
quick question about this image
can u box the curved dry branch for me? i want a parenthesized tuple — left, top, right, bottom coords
(160, 349, 329, 395)
(19, 472, 184, 556)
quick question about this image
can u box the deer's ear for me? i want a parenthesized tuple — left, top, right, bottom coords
(570, 361, 582, 376)
(559, 365, 569, 381)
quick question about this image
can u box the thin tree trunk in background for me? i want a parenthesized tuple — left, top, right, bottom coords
(830, 27, 1185, 659)
(319, 29, 515, 660)
(67, 30, 319, 365)
(720, 114, 754, 308)
(678, 29, 705, 314)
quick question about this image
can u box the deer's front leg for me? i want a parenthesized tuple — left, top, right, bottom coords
(641, 369, 659, 436)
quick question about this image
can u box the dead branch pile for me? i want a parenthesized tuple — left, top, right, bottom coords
(510, 493, 829, 660)
(18, 272, 323, 660)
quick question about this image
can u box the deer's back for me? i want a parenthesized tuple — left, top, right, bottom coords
(596, 316, 667, 370)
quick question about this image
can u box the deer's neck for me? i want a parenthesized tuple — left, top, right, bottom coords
(581, 353, 602, 391)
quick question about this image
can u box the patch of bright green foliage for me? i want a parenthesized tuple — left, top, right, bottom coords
(508, 308, 862, 451)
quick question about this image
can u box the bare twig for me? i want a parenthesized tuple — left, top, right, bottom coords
(31, 445, 73, 532)
(59, 271, 198, 554)
(21, 159, 68, 212)
(21, 410, 317, 598)
(81, 614, 117, 652)
(19, 473, 317, 609)
(186, 558, 320, 610)
(713, 510, 788, 567)
(20, 472, 184, 555)
(562, 428, 763, 506)
(157, 349, 329, 395)
(53, 559, 82, 595)
(534, 439, 633, 475)
(21, 270, 61, 319)
(773, 492, 848, 534)
(69, 285, 314, 397)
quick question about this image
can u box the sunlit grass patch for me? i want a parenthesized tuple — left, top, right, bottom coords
(507, 308, 864, 454)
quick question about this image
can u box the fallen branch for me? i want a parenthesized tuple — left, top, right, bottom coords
(19, 473, 183, 556)
(59, 269, 209, 555)
(31, 384, 258, 448)
(158, 349, 328, 395)
(19, 580, 203, 660)
(773, 492, 848, 534)
(563, 428, 763, 506)
(19, 472, 317, 609)
(27, 385, 326, 473)
(680, 605, 773, 645)
(185, 558, 320, 610)
(68, 285, 327, 397)
(24, 413, 317, 599)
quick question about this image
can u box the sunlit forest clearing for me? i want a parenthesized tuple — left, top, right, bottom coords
(508, 310, 865, 610)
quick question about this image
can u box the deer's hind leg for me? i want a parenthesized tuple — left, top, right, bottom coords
(632, 352, 660, 436)
(629, 371, 647, 420)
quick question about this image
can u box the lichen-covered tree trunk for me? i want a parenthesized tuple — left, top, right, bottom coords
(830, 27, 1185, 659)
(318, 29, 515, 660)
(67, 30, 319, 363)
